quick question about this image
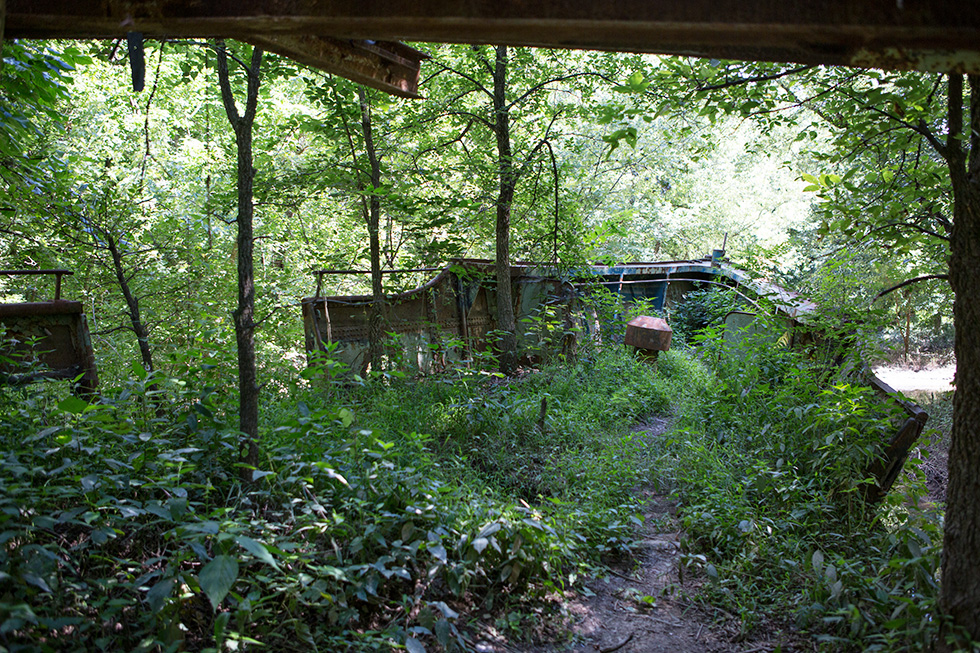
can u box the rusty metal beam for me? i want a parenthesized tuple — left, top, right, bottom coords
(7, 1, 980, 73)
(6, 3, 428, 97)
(245, 36, 426, 98)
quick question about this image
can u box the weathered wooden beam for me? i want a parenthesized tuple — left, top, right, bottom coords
(7, 3, 428, 97)
(7, 0, 980, 73)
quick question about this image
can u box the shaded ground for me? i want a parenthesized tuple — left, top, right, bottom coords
(469, 363, 956, 652)
(470, 419, 801, 653)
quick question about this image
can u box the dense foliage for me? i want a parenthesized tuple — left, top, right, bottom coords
(0, 326, 710, 651)
(0, 295, 951, 651)
(662, 316, 946, 650)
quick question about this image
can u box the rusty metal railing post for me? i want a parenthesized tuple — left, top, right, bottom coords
(0, 269, 73, 301)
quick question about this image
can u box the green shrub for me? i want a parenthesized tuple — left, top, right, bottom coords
(658, 315, 945, 649)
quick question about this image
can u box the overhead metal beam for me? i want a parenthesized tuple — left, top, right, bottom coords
(246, 36, 427, 98)
(6, 3, 429, 98)
(7, 0, 980, 73)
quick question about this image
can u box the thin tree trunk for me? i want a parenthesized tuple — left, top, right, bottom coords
(940, 72, 980, 646)
(493, 45, 518, 375)
(105, 234, 154, 374)
(216, 41, 263, 481)
(358, 87, 385, 373)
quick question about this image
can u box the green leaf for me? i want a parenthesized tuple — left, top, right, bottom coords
(146, 577, 175, 613)
(237, 536, 280, 570)
(199, 555, 239, 610)
(338, 408, 355, 427)
(22, 573, 51, 593)
(405, 636, 426, 653)
(429, 601, 458, 620)
(130, 360, 148, 380)
(428, 544, 447, 564)
(57, 396, 90, 415)
(434, 618, 452, 647)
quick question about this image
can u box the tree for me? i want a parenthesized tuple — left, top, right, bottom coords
(936, 73, 980, 647)
(216, 40, 263, 478)
(357, 87, 386, 373)
(490, 45, 520, 374)
(421, 45, 591, 373)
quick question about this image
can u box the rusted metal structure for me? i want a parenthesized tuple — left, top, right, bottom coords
(864, 373, 930, 500)
(0, 270, 99, 394)
(7, 3, 430, 98)
(625, 315, 672, 364)
(9, 1, 980, 76)
(302, 256, 929, 502)
(301, 259, 576, 373)
(721, 305, 930, 503)
(302, 257, 787, 372)
(10, 0, 955, 501)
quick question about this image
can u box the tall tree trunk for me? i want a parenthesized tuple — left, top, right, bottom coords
(0, 0, 6, 69)
(216, 41, 263, 481)
(493, 45, 518, 375)
(941, 72, 980, 645)
(105, 234, 154, 374)
(358, 87, 385, 373)
(936, 72, 980, 644)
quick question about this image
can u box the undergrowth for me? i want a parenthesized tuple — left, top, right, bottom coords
(658, 315, 955, 651)
(0, 297, 962, 652)
(0, 333, 706, 651)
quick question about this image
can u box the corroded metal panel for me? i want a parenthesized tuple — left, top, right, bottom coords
(0, 300, 99, 393)
(625, 315, 672, 351)
(243, 36, 427, 98)
(301, 260, 577, 373)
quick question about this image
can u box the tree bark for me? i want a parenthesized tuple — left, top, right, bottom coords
(358, 87, 385, 374)
(216, 41, 263, 481)
(940, 72, 980, 646)
(493, 45, 518, 375)
(105, 234, 155, 374)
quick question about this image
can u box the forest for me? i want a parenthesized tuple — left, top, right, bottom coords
(0, 37, 970, 652)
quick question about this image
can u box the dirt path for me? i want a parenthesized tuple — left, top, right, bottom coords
(469, 419, 797, 653)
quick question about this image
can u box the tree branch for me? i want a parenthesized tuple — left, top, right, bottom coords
(946, 73, 964, 168)
(875, 274, 950, 299)
(864, 220, 951, 242)
(215, 40, 241, 127)
(697, 64, 815, 92)
(429, 60, 493, 100)
(506, 72, 597, 111)
(445, 109, 493, 130)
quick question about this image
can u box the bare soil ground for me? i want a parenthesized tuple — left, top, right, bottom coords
(470, 419, 802, 653)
